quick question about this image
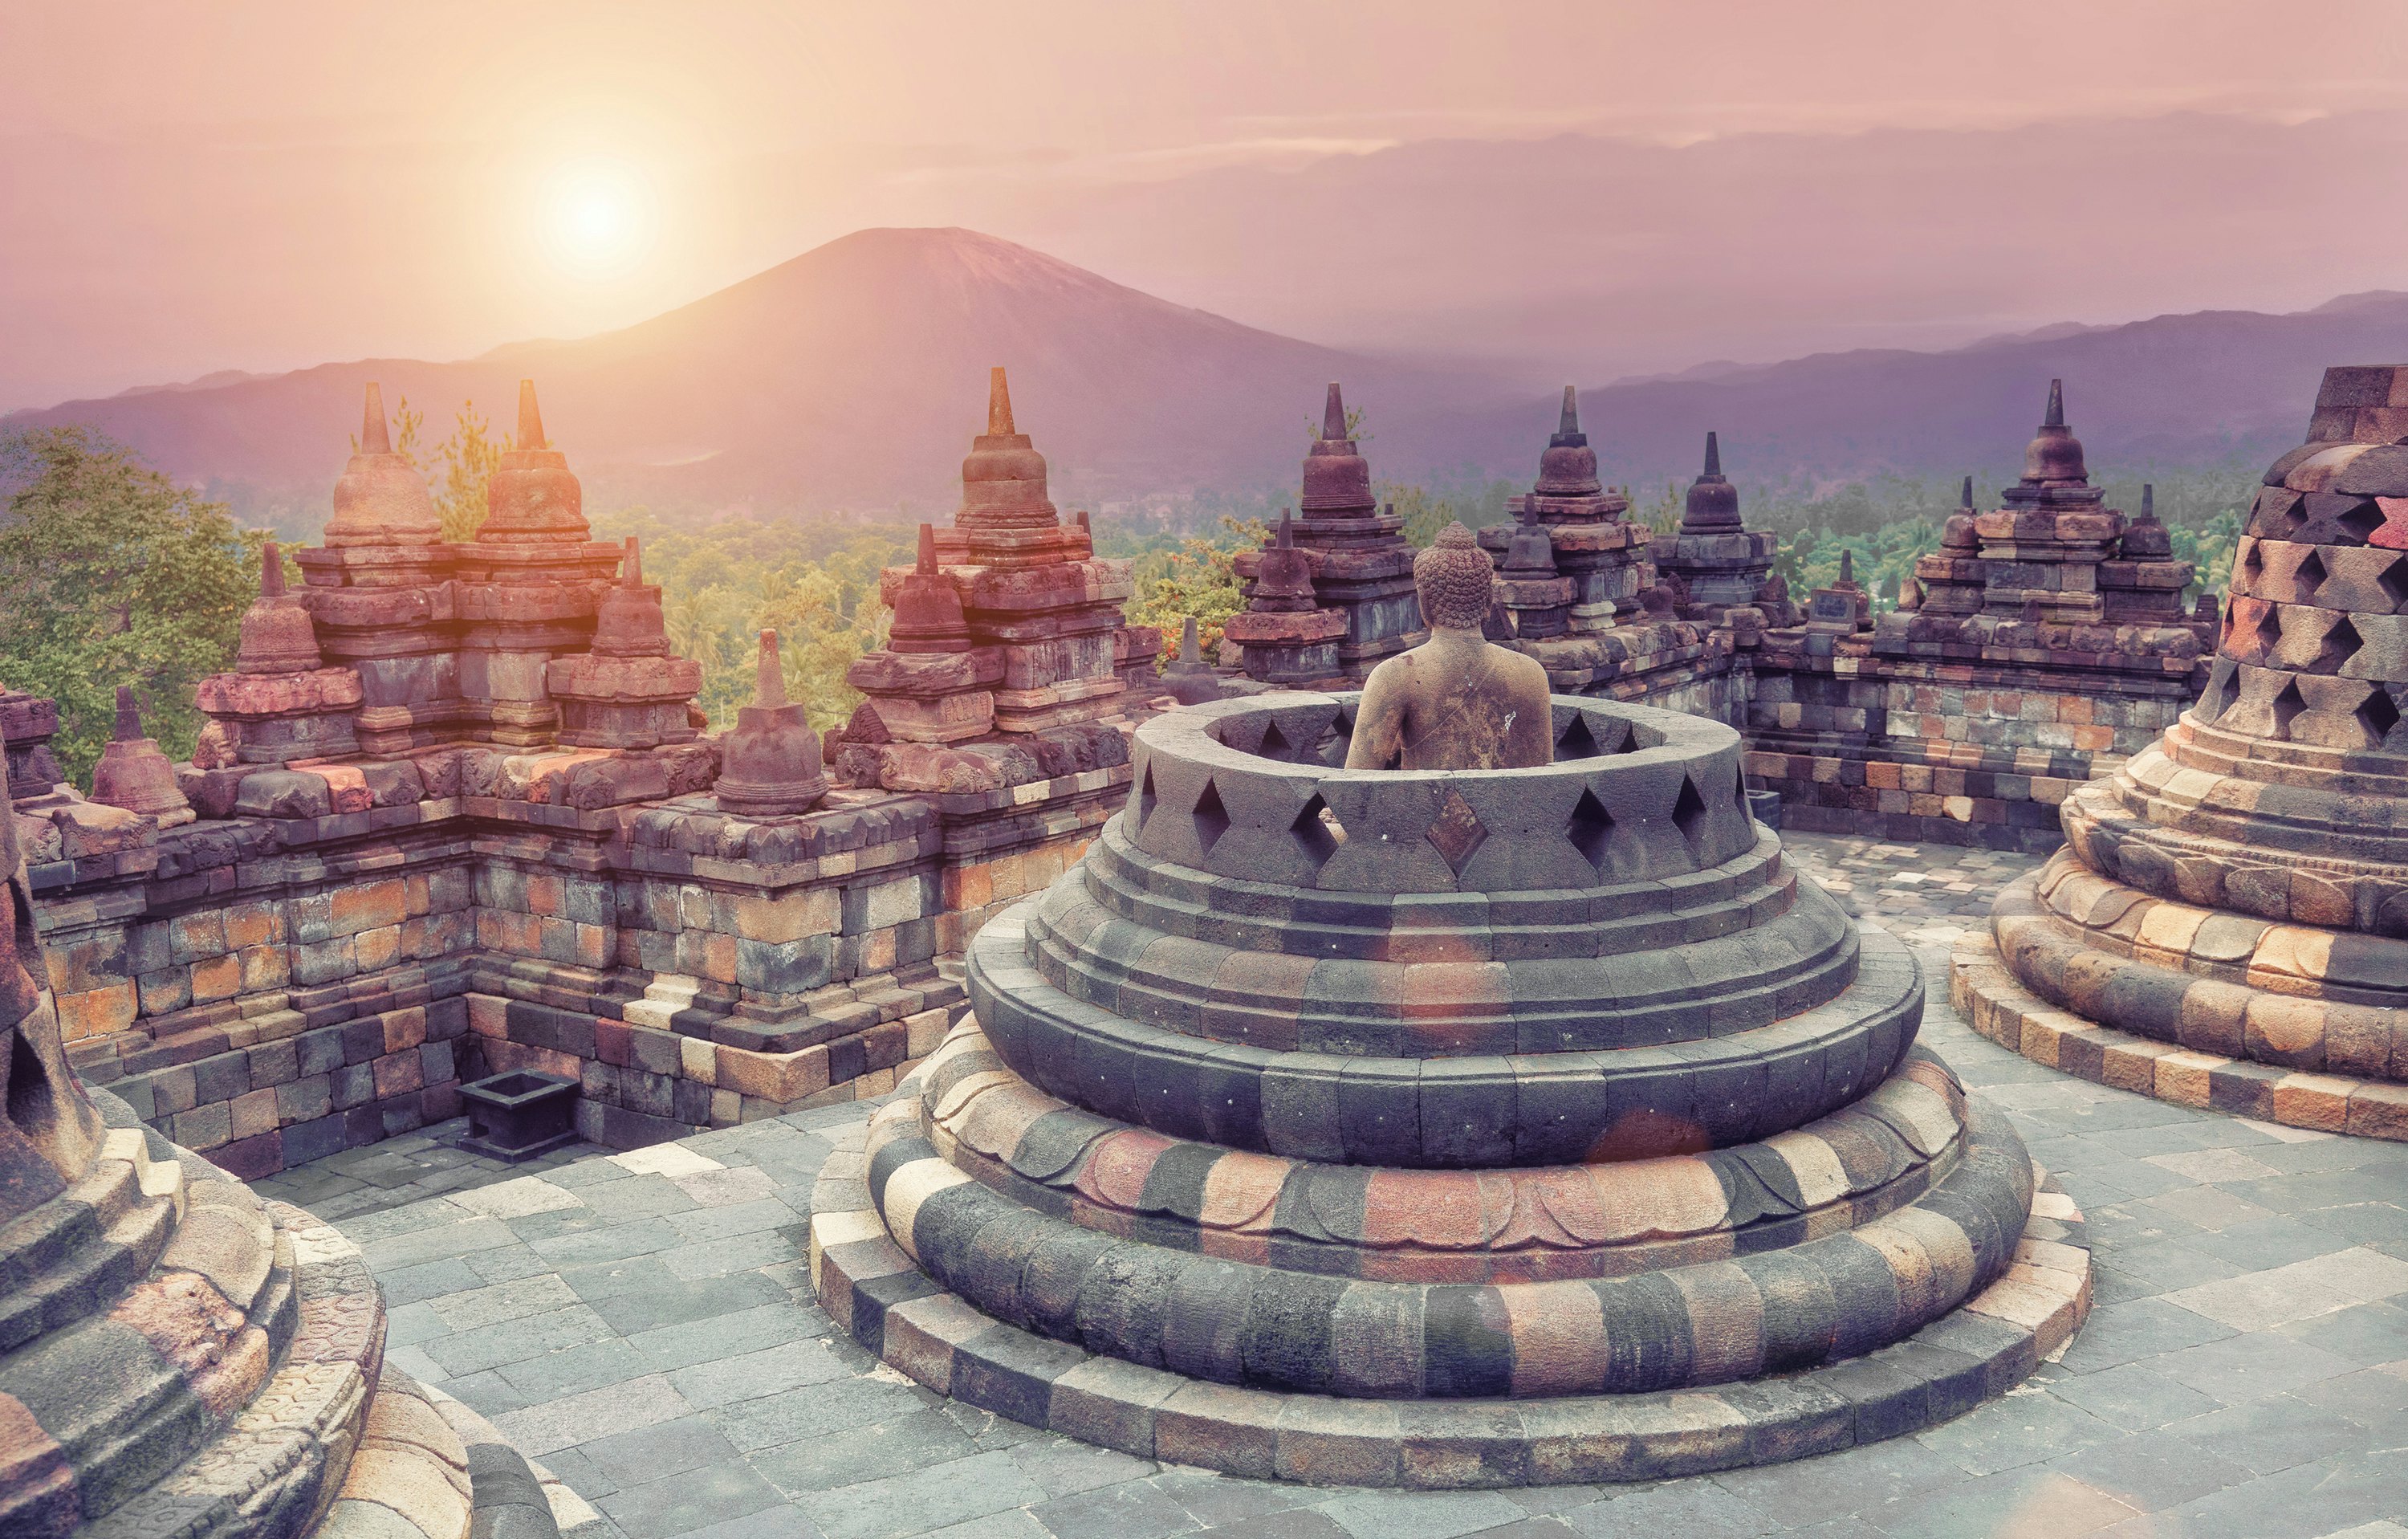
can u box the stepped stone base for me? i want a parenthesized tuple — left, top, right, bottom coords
(1952, 918, 2408, 1140)
(809, 1050, 2092, 1488)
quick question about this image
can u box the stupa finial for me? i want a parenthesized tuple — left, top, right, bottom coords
(2044, 378, 2065, 429)
(1558, 385, 1580, 438)
(755, 631, 787, 709)
(2142, 483, 2154, 519)
(1179, 613, 1201, 665)
(1276, 508, 1296, 548)
(917, 522, 938, 575)
(1961, 474, 1975, 510)
(113, 686, 141, 742)
(623, 536, 642, 587)
(361, 382, 391, 455)
(1321, 383, 1348, 442)
(517, 379, 546, 450)
(261, 540, 286, 598)
(1703, 430, 1722, 478)
(988, 366, 1015, 436)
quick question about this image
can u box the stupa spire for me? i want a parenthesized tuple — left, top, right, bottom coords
(755, 631, 787, 709)
(517, 379, 546, 450)
(361, 383, 391, 455)
(1961, 475, 1975, 510)
(113, 686, 141, 741)
(989, 367, 1015, 437)
(2044, 378, 2064, 429)
(623, 535, 642, 588)
(1703, 430, 1722, 478)
(261, 540, 287, 598)
(1557, 385, 1580, 438)
(1321, 383, 1348, 442)
(917, 522, 939, 574)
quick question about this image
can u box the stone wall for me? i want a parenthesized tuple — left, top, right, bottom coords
(32, 744, 1125, 1176)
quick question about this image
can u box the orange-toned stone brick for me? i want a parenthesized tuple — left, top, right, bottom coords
(372, 1050, 425, 1098)
(331, 879, 408, 938)
(189, 954, 243, 1004)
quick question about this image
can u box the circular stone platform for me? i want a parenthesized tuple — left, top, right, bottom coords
(812, 694, 2090, 1484)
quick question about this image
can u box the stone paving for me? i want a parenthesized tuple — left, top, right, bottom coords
(272, 835, 2408, 1538)
(253, 1116, 603, 1222)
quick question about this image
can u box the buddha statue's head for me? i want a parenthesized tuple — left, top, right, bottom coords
(1415, 523, 1496, 632)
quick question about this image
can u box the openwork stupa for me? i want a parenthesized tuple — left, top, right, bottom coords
(814, 685, 2087, 1486)
(1958, 364, 2408, 1135)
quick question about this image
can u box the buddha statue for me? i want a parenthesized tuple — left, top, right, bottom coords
(1346, 522, 1553, 770)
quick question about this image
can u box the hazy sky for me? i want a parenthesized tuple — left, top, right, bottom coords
(7, 1, 2408, 409)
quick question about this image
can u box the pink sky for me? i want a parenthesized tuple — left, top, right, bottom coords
(6, 1, 2408, 409)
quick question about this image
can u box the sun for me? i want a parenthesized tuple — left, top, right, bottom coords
(540, 162, 653, 280)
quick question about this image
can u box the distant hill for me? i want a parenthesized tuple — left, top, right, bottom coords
(2, 229, 1433, 519)
(1450, 291, 2408, 496)
(9, 227, 2408, 526)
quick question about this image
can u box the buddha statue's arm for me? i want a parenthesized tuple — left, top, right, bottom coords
(1345, 659, 1410, 769)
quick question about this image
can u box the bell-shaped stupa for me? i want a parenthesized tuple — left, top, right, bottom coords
(1957, 364, 2408, 1137)
(1235, 385, 1421, 680)
(320, 383, 441, 546)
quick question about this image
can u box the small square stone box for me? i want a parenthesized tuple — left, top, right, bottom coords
(457, 1069, 580, 1161)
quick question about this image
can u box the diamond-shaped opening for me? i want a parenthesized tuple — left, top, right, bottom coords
(1256, 718, 1296, 761)
(2271, 678, 2308, 739)
(1735, 765, 1750, 808)
(1426, 789, 1488, 875)
(1320, 706, 1357, 766)
(1192, 778, 1230, 856)
(1556, 714, 1604, 760)
(1291, 792, 1340, 868)
(1672, 775, 1709, 854)
(2254, 604, 2285, 662)
(2342, 499, 2386, 544)
(2240, 540, 2264, 584)
(1567, 787, 1614, 872)
(2313, 613, 2363, 674)
(2296, 547, 2328, 599)
(1133, 764, 1157, 835)
(2285, 498, 2311, 535)
(2199, 662, 2241, 723)
(2377, 553, 2408, 612)
(2360, 685, 2403, 744)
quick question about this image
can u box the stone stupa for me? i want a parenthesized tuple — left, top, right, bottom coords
(813, 587, 2089, 1482)
(1956, 364, 2408, 1138)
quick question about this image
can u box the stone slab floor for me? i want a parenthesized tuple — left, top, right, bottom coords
(266, 835, 2408, 1539)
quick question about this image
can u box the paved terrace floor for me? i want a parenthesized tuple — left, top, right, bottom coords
(258, 835, 2408, 1539)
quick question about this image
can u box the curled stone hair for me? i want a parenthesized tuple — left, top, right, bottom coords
(1414, 521, 1497, 630)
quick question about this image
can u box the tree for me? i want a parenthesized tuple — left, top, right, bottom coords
(0, 426, 262, 784)
(427, 403, 510, 542)
(1124, 517, 1265, 660)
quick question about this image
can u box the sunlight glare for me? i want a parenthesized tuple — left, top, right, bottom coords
(541, 161, 654, 282)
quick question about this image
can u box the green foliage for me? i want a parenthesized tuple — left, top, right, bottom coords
(1380, 476, 1518, 548)
(0, 425, 262, 785)
(363, 396, 511, 542)
(595, 508, 909, 733)
(1763, 465, 2253, 613)
(428, 404, 510, 543)
(1123, 517, 1266, 660)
